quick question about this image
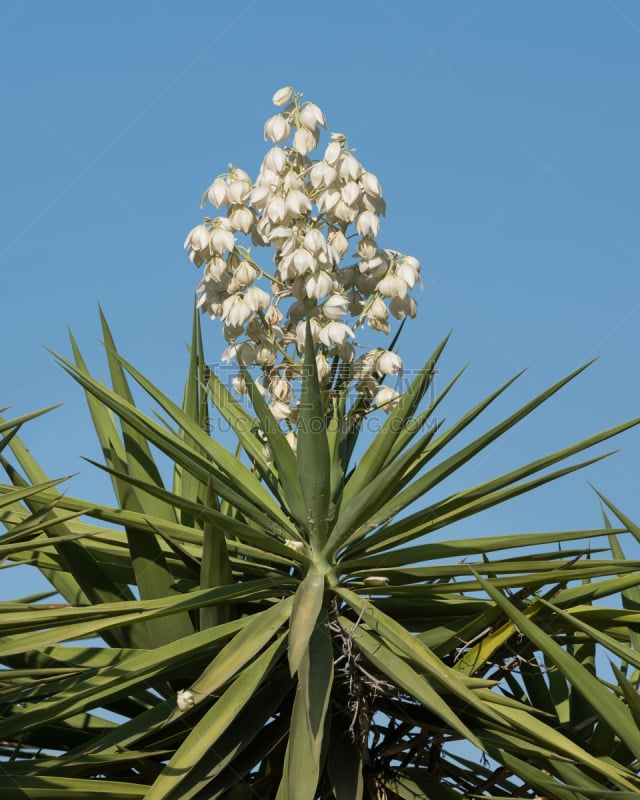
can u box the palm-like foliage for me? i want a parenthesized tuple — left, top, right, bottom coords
(1, 312, 640, 799)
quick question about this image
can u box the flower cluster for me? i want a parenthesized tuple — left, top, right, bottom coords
(185, 86, 421, 426)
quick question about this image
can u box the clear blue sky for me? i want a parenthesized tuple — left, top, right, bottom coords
(2, 1, 640, 596)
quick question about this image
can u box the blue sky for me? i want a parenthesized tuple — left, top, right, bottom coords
(2, 1, 640, 595)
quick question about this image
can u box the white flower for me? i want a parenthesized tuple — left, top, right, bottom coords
(357, 237, 378, 260)
(341, 180, 361, 206)
(310, 161, 337, 189)
(270, 376, 292, 402)
(322, 294, 348, 320)
(324, 141, 342, 165)
(356, 211, 380, 237)
(299, 102, 326, 130)
(232, 261, 257, 288)
(338, 153, 362, 181)
(227, 178, 252, 204)
(334, 200, 357, 223)
(229, 206, 254, 233)
(360, 171, 382, 197)
(316, 189, 340, 213)
(249, 184, 272, 209)
(232, 374, 248, 395)
(255, 343, 277, 366)
(204, 256, 227, 282)
(376, 350, 403, 376)
(303, 228, 326, 255)
(210, 226, 236, 255)
(270, 400, 293, 421)
(319, 321, 355, 348)
(221, 295, 252, 328)
(177, 689, 195, 711)
(305, 270, 332, 300)
(375, 386, 401, 413)
(286, 189, 312, 216)
(265, 195, 287, 224)
(272, 86, 294, 106)
(328, 229, 349, 257)
(263, 146, 287, 174)
(293, 127, 318, 155)
(296, 318, 322, 351)
(367, 296, 390, 325)
(207, 179, 228, 208)
(245, 286, 271, 311)
(316, 352, 331, 381)
(264, 114, 291, 143)
(377, 273, 407, 299)
(184, 223, 211, 252)
(291, 247, 316, 276)
(389, 294, 418, 319)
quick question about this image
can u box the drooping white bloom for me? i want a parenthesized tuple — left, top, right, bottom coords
(227, 177, 252, 204)
(229, 206, 254, 233)
(341, 180, 361, 206)
(324, 141, 342, 165)
(377, 273, 407, 299)
(286, 189, 312, 216)
(389, 294, 418, 319)
(184, 224, 211, 253)
(318, 321, 355, 348)
(339, 153, 363, 181)
(375, 386, 401, 413)
(207, 179, 228, 208)
(356, 211, 380, 237)
(303, 228, 326, 255)
(360, 171, 382, 197)
(209, 226, 236, 255)
(296, 318, 322, 351)
(255, 343, 277, 366)
(305, 270, 332, 300)
(221, 295, 252, 328)
(232, 373, 248, 395)
(328, 229, 349, 257)
(245, 286, 271, 311)
(265, 195, 287, 224)
(299, 102, 326, 130)
(270, 376, 293, 402)
(376, 350, 403, 376)
(322, 294, 348, 320)
(270, 400, 293, 421)
(272, 86, 294, 106)
(293, 127, 318, 155)
(232, 261, 257, 288)
(263, 146, 287, 174)
(264, 114, 291, 143)
(316, 352, 331, 381)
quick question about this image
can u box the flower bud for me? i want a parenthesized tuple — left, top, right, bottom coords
(360, 171, 382, 197)
(207, 179, 228, 208)
(177, 689, 195, 711)
(272, 86, 294, 106)
(285, 537, 304, 551)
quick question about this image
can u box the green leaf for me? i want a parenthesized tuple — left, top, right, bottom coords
(288, 571, 325, 675)
(296, 320, 331, 550)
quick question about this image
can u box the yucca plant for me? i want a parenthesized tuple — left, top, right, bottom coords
(2, 87, 640, 800)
